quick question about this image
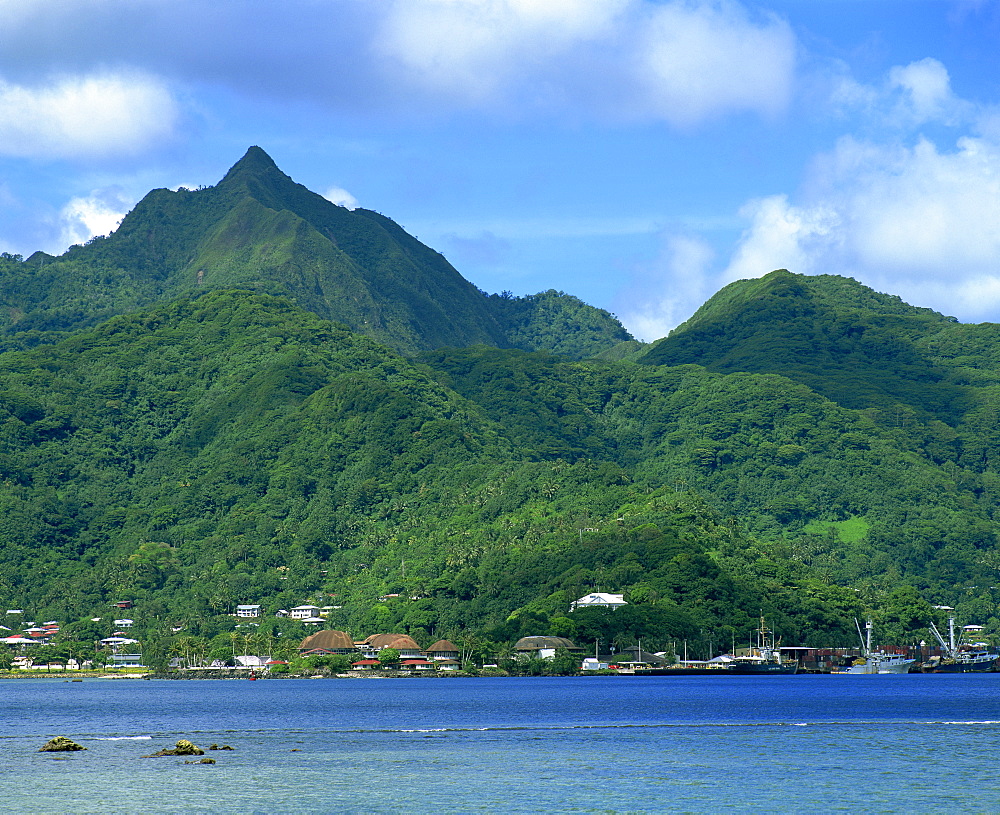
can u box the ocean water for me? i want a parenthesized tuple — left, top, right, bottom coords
(4, 674, 1000, 813)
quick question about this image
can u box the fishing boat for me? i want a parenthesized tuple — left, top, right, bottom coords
(832, 619, 915, 674)
(923, 616, 998, 673)
(633, 618, 797, 675)
(717, 617, 798, 674)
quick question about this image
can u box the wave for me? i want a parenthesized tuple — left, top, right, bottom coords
(88, 735, 154, 741)
(5, 719, 1000, 743)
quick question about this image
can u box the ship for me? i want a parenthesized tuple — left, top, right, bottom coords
(715, 617, 798, 674)
(922, 616, 998, 673)
(633, 617, 798, 675)
(831, 619, 915, 674)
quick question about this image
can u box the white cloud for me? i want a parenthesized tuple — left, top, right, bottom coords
(324, 186, 359, 210)
(828, 57, 973, 131)
(616, 233, 716, 341)
(722, 194, 839, 283)
(890, 59, 952, 122)
(57, 188, 132, 249)
(721, 133, 1000, 320)
(376, 0, 796, 123)
(0, 72, 178, 159)
(377, 0, 624, 104)
(0, 1, 796, 127)
(635, 1, 795, 125)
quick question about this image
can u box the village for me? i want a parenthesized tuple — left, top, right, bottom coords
(1, 591, 991, 676)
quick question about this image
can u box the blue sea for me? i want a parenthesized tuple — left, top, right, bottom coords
(4, 674, 1000, 813)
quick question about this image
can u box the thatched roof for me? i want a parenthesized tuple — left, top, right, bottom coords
(298, 629, 354, 652)
(365, 633, 421, 651)
(426, 639, 459, 654)
(514, 636, 578, 651)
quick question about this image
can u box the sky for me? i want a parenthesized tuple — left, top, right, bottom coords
(3, 1, 1000, 341)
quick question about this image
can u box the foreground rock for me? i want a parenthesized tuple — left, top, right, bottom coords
(39, 737, 86, 752)
(144, 739, 204, 757)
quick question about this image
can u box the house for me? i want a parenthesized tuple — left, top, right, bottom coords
(235, 655, 269, 669)
(236, 605, 262, 618)
(289, 605, 321, 620)
(110, 654, 145, 668)
(435, 658, 461, 672)
(100, 636, 139, 649)
(113, 618, 134, 628)
(514, 636, 580, 660)
(359, 633, 423, 659)
(425, 639, 460, 661)
(570, 592, 627, 612)
(297, 630, 357, 655)
(114, 600, 134, 610)
(401, 658, 435, 672)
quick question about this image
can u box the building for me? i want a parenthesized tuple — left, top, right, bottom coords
(289, 605, 321, 620)
(236, 605, 262, 618)
(110, 654, 145, 668)
(514, 636, 579, 660)
(401, 658, 435, 672)
(298, 630, 357, 655)
(359, 633, 423, 659)
(425, 639, 461, 661)
(235, 655, 269, 669)
(570, 592, 627, 612)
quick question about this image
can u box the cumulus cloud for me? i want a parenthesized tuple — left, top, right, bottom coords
(0, 1, 796, 127)
(57, 188, 132, 249)
(0, 72, 178, 159)
(376, 0, 796, 123)
(721, 133, 1000, 320)
(829, 57, 973, 130)
(616, 233, 716, 341)
(722, 194, 839, 282)
(324, 186, 359, 210)
(634, 1, 795, 125)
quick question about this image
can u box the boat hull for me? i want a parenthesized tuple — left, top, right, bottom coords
(726, 662, 798, 675)
(833, 657, 915, 675)
(632, 662, 798, 676)
(922, 654, 998, 673)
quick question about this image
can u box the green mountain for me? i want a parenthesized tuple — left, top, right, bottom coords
(0, 289, 865, 658)
(639, 270, 967, 421)
(0, 147, 630, 358)
(3, 162, 1000, 667)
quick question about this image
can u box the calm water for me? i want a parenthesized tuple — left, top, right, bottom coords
(4, 674, 1000, 813)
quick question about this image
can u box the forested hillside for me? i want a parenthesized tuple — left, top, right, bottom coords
(0, 290, 875, 660)
(2, 153, 1000, 666)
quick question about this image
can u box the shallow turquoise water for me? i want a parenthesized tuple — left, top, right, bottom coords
(4, 674, 1000, 813)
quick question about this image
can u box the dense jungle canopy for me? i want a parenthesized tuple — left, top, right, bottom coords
(1, 148, 997, 666)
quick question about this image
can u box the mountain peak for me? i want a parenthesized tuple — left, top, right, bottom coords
(218, 145, 288, 188)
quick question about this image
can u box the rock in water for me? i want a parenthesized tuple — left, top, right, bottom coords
(145, 739, 205, 757)
(173, 739, 204, 755)
(39, 737, 86, 752)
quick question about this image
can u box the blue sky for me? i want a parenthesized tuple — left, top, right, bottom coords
(2, 1, 1000, 341)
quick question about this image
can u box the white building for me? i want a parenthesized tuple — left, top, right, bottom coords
(570, 592, 627, 612)
(236, 605, 262, 618)
(289, 605, 321, 620)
